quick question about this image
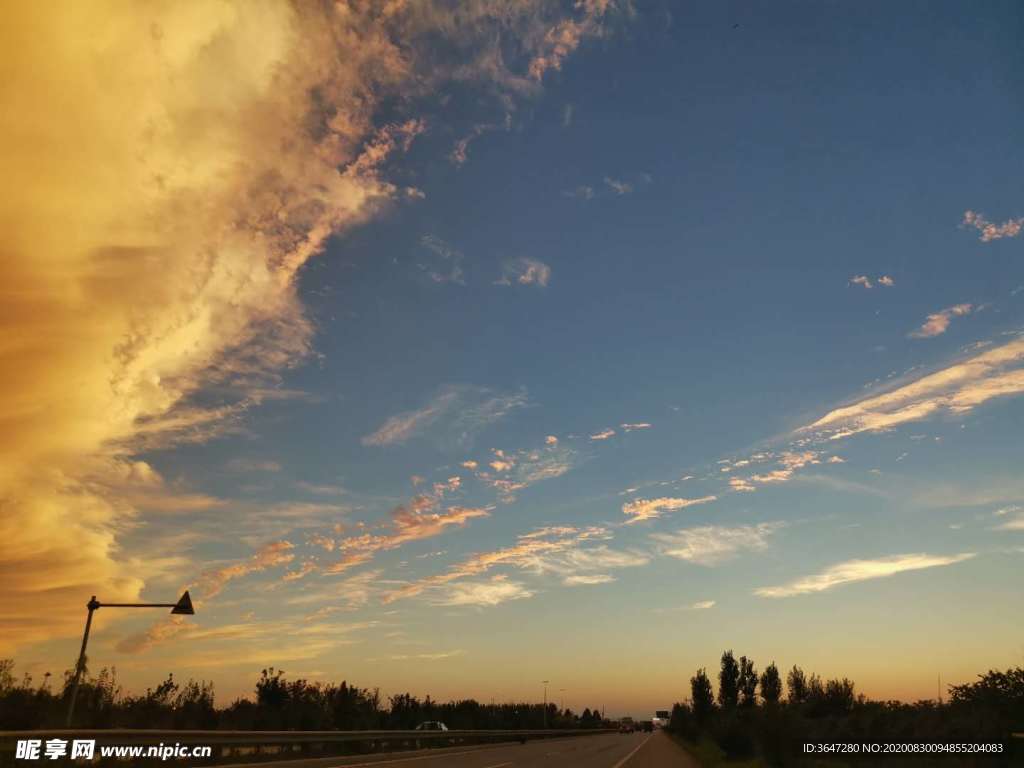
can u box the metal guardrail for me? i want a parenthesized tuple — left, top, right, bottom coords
(0, 728, 608, 747)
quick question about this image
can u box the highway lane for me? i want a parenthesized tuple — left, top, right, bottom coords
(222, 731, 698, 768)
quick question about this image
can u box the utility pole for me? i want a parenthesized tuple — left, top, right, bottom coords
(66, 592, 194, 727)
(542, 680, 549, 728)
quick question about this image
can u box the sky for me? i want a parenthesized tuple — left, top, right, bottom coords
(2, 1, 1023, 718)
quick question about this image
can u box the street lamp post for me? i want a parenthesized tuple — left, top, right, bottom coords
(66, 591, 194, 727)
(559, 688, 566, 712)
(542, 680, 549, 728)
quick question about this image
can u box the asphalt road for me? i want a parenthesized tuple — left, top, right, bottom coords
(224, 731, 698, 768)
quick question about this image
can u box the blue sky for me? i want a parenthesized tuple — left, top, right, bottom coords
(5, 1, 1023, 717)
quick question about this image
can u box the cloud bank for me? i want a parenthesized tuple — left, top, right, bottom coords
(0, 0, 615, 651)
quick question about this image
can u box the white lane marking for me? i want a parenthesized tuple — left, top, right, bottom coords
(482, 763, 512, 768)
(610, 732, 654, 768)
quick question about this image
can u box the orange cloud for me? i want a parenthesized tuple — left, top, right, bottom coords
(962, 210, 1023, 242)
(622, 495, 717, 524)
(324, 494, 490, 575)
(527, 0, 614, 79)
(909, 303, 974, 338)
(196, 541, 295, 600)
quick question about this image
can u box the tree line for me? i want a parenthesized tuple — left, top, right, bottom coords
(0, 660, 607, 732)
(667, 650, 1023, 765)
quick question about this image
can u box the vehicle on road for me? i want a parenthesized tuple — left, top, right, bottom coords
(415, 720, 449, 731)
(652, 710, 671, 728)
(617, 716, 636, 733)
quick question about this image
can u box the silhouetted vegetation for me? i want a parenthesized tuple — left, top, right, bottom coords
(667, 652, 1023, 766)
(0, 659, 607, 732)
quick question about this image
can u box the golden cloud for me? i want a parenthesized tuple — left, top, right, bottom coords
(0, 0, 616, 653)
(621, 495, 716, 524)
(804, 337, 1024, 440)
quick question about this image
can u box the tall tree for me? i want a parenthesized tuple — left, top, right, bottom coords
(690, 668, 715, 725)
(787, 665, 808, 705)
(718, 650, 739, 710)
(738, 656, 757, 708)
(760, 662, 782, 706)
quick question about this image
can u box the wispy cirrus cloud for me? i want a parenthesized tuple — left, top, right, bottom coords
(654, 599, 715, 613)
(474, 442, 577, 502)
(324, 494, 490, 575)
(496, 257, 552, 287)
(622, 495, 716, 524)
(962, 210, 1023, 242)
(119, 616, 378, 656)
(590, 428, 616, 441)
(803, 337, 1024, 440)
(362, 385, 528, 448)
(227, 458, 283, 473)
(382, 525, 613, 604)
(725, 451, 822, 492)
(418, 235, 465, 285)
(119, 540, 302, 654)
(620, 422, 652, 432)
(288, 569, 383, 614)
(755, 552, 975, 598)
(431, 575, 534, 606)
(294, 481, 348, 497)
(564, 573, 616, 586)
(362, 389, 461, 446)
(652, 523, 786, 566)
(521, 543, 649, 576)
(282, 560, 318, 583)
(604, 176, 633, 195)
(368, 650, 465, 662)
(909, 303, 974, 339)
(196, 541, 296, 599)
(449, 116, 510, 167)
(995, 506, 1024, 530)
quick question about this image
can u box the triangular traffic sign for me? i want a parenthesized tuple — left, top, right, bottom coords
(171, 590, 195, 615)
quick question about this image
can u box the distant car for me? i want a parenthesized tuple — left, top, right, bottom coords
(415, 721, 449, 731)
